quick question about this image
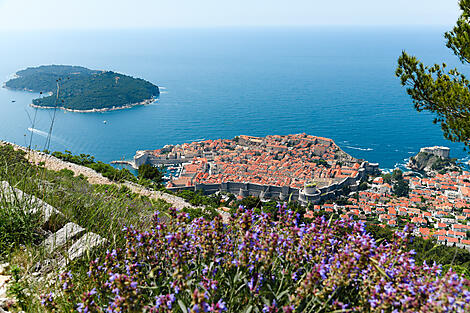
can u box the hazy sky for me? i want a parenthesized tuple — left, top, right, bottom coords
(0, 0, 461, 30)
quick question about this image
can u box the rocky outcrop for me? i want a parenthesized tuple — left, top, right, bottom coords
(43, 222, 85, 253)
(408, 149, 460, 175)
(59, 232, 106, 267)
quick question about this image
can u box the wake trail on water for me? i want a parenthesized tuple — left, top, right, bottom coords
(28, 127, 51, 137)
(188, 138, 205, 142)
(344, 145, 373, 151)
(27, 127, 68, 146)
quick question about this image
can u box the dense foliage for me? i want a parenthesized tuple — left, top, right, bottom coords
(42, 206, 470, 312)
(176, 190, 223, 208)
(5, 65, 159, 110)
(51, 150, 136, 183)
(313, 159, 330, 168)
(138, 164, 164, 185)
(390, 169, 409, 197)
(396, 0, 470, 147)
(0, 202, 42, 258)
(173, 191, 305, 219)
(381, 169, 409, 197)
(33, 71, 159, 110)
(16, 65, 97, 78)
(5, 65, 98, 92)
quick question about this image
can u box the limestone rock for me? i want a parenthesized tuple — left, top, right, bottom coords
(59, 232, 106, 267)
(43, 222, 85, 253)
(0, 275, 11, 308)
(0, 264, 9, 276)
(0, 181, 63, 225)
(0, 181, 25, 202)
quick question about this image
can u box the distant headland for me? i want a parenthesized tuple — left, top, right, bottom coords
(3, 65, 160, 112)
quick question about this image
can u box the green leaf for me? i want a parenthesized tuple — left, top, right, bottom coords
(276, 289, 290, 300)
(178, 300, 188, 313)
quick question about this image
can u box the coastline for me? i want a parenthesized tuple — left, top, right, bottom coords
(4, 83, 157, 112)
(3, 84, 53, 95)
(2, 84, 35, 92)
(29, 97, 157, 113)
(110, 160, 138, 169)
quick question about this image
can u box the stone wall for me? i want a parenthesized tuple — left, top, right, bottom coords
(168, 173, 361, 206)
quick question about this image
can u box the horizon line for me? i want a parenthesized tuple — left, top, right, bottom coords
(0, 24, 456, 32)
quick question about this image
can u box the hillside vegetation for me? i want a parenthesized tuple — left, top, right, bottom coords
(0, 143, 469, 312)
(44, 208, 470, 312)
(0, 143, 174, 310)
(5, 65, 99, 92)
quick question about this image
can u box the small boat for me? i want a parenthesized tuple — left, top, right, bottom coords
(11, 100, 15, 103)
(103, 120, 107, 124)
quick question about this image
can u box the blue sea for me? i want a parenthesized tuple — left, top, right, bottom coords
(0, 27, 467, 170)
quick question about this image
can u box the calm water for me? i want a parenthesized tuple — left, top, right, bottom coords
(0, 27, 466, 169)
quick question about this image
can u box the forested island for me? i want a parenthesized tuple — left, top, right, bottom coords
(4, 65, 160, 112)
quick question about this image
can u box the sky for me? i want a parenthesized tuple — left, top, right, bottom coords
(0, 0, 462, 30)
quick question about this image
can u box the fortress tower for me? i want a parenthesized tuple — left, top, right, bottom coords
(420, 146, 450, 159)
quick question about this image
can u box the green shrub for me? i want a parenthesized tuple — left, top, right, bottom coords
(0, 201, 42, 257)
(51, 150, 136, 183)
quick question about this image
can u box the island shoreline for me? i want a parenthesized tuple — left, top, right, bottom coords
(4, 65, 160, 113)
(28, 97, 158, 113)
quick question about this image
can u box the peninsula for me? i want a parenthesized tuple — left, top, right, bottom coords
(133, 134, 379, 205)
(4, 65, 160, 112)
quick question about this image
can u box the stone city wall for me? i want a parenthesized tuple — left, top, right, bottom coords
(167, 173, 361, 206)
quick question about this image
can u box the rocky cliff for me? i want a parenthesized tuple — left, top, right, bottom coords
(408, 151, 460, 175)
